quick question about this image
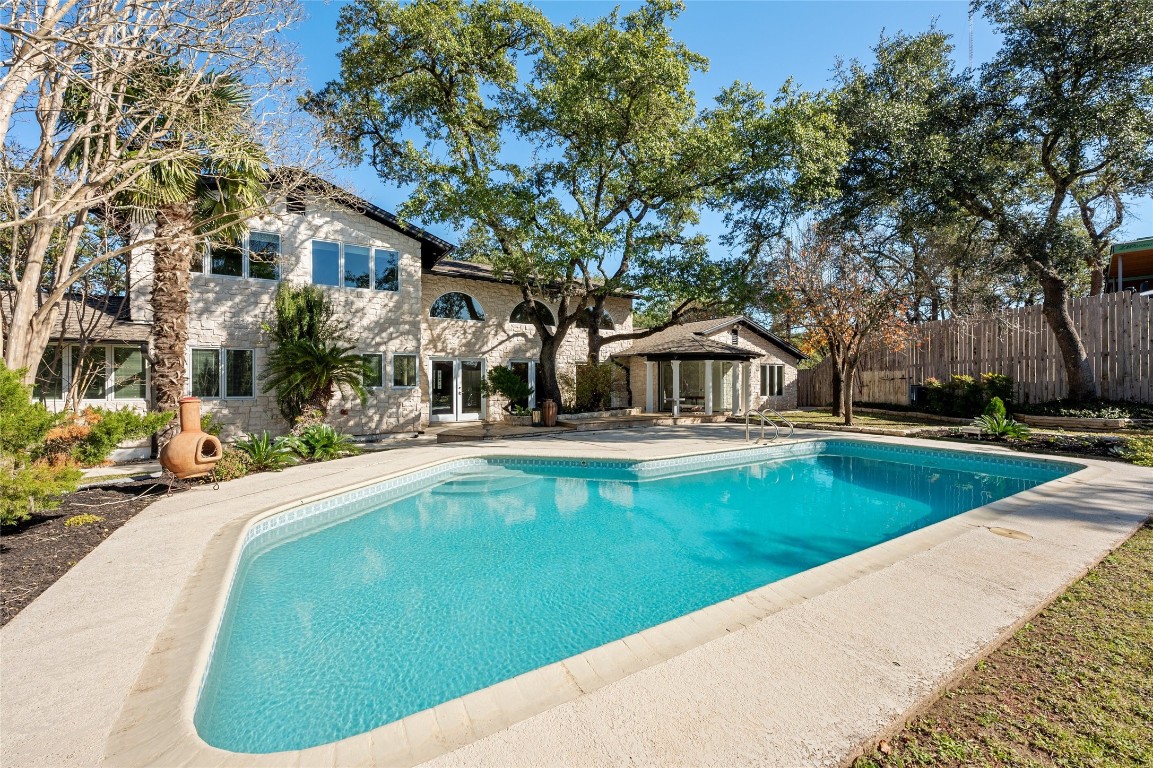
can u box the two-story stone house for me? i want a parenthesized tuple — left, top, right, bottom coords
(25, 181, 803, 438)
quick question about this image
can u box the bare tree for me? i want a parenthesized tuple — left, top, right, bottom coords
(0, 0, 318, 382)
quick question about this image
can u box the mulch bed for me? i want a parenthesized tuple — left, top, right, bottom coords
(0, 481, 176, 626)
(914, 429, 1132, 461)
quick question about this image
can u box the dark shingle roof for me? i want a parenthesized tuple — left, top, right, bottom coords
(614, 315, 807, 361)
(0, 293, 150, 344)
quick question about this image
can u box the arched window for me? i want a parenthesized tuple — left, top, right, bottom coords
(430, 292, 486, 321)
(509, 301, 556, 326)
(575, 308, 616, 330)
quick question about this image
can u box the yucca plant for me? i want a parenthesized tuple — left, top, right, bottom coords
(233, 431, 298, 471)
(290, 424, 360, 462)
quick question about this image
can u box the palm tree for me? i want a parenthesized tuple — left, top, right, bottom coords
(117, 73, 268, 441)
(261, 339, 368, 428)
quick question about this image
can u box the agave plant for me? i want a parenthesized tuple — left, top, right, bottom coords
(290, 424, 360, 462)
(233, 431, 298, 471)
(971, 412, 1031, 440)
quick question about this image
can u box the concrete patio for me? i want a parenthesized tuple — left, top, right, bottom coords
(1, 425, 1149, 768)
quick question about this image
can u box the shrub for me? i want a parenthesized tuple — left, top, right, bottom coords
(200, 411, 225, 437)
(573, 363, 614, 413)
(0, 362, 63, 455)
(1122, 437, 1153, 467)
(64, 513, 104, 527)
(0, 364, 80, 526)
(1014, 399, 1153, 420)
(916, 373, 1016, 417)
(983, 396, 1007, 419)
(212, 448, 252, 481)
(1, 457, 82, 527)
(68, 407, 172, 466)
(480, 366, 533, 414)
(233, 432, 298, 472)
(290, 424, 359, 462)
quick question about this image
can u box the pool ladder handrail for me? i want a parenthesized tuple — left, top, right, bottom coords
(744, 408, 795, 443)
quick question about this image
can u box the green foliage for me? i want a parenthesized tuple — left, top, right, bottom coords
(983, 396, 1007, 419)
(64, 513, 104, 527)
(0, 362, 63, 456)
(212, 448, 252, 482)
(919, 373, 1014, 417)
(972, 412, 1031, 440)
(200, 411, 224, 437)
(1014, 400, 1153, 420)
(480, 366, 533, 413)
(233, 432, 297, 472)
(289, 424, 359, 462)
(1, 458, 81, 527)
(572, 363, 614, 413)
(306, 0, 829, 400)
(1122, 438, 1153, 468)
(263, 283, 361, 424)
(70, 408, 173, 467)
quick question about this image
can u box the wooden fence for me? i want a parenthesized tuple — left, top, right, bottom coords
(797, 292, 1153, 406)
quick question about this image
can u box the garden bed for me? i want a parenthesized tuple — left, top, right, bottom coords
(914, 429, 1132, 461)
(1016, 414, 1153, 432)
(0, 481, 174, 626)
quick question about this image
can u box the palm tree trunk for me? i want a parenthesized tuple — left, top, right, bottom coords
(150, 201, 197, 443)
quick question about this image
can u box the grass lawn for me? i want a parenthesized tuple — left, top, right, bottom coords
(775, 409, 956, 427)
(855, 520, 1153, 768)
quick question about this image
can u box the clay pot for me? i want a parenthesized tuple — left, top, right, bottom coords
(541, 398, 558, 427)
(159, 397, 223, 479)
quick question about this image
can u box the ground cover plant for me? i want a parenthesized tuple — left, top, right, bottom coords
(855, 521, 1153, 768)
(289, 424, 360, 462)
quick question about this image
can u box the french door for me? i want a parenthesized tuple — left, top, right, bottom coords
(429, 358, 485, 422)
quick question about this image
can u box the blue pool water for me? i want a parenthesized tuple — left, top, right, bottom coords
(195, 441, 1075, 753)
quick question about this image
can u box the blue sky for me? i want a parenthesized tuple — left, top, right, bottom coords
(288, 0, 1152, 249)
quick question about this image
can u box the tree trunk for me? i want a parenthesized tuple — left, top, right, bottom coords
(150, 201, 197, 443)
(1037, 271, 1098, 401)
(538, 333, 564, 407)
(1089, 263, 1106, 297)
(829, 352, 843, 417)
(842, 364, 855, 426)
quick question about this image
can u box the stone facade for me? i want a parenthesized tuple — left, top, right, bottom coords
(128, 196, 637, 437)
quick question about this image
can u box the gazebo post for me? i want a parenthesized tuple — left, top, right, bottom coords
(645, 361, 656, 413)
(732, 362, 742, 416)
(671, 360, 681, 417)
(704, 360, 714, 415)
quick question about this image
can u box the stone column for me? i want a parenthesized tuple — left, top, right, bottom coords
(645, 361, 656, 413)
(704, 360, 714, 416)
(671, 359, 681, 417)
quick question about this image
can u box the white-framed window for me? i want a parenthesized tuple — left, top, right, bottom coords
(33, 345, 149, 402)
(190, 348, 255, 399)
(508, 359, 543, 409)
(392, 353, 418, 388)
(192, 231, 281, 280)
(361, 353, 384, 389)
(760, 364, 784, 397)
(311, 239, 400, 291)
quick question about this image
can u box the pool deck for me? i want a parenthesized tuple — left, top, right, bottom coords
(1, 426, 1150, 768)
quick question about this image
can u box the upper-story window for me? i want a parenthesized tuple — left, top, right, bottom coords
(575, 307, 615, 330)
(509, 301, 555, 326)
(430, 292, 486, 321)
(311, 239, 400, 292)
(192, 231, 280, 280)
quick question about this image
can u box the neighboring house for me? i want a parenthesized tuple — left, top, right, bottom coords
(15, 182, 805, 437)
(1107, 237, 1153, 295)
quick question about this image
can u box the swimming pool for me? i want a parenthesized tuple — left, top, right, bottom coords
(194, 440, 1077, 753)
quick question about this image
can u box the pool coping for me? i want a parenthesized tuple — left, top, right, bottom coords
(98, 434, 1128, 768)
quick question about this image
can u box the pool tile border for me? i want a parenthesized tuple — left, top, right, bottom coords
(104, 435, 1101, 768)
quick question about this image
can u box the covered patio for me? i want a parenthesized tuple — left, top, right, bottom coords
(615, 336, 759, 417)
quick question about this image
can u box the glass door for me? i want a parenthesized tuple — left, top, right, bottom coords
(429, 359, 486, 422)
(459, 360, 483, 418)
(430, 360, 455, 419)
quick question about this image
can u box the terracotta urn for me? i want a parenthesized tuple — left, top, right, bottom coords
(159, 397, 223, 479)
(541, 398, 558, 427)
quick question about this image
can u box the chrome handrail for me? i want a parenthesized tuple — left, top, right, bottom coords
(744, 407, 794, 443)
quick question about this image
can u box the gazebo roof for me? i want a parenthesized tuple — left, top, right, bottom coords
(612, 315, 804, 362)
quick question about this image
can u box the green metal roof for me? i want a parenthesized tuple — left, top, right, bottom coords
(1111, 237, 1153, 255)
